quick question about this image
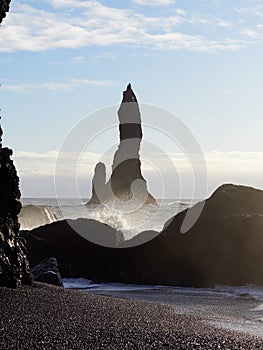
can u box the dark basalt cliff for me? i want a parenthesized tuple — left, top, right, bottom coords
(0, 0, 11, 24)
(23, 184, 263, 287)
(0, 126, 32, 287)
(88, 84, 156, 206)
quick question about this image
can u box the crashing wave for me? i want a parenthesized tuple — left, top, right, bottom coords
(19, 205, 57, 230)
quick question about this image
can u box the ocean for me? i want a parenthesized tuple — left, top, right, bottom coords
(19, 197, 194, 239)
(19, 198, 263, 337)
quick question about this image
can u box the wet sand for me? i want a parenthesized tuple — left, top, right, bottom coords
(93, 287, 263, 338)
(0, 282, 263, 349)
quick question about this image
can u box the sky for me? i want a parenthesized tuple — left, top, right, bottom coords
(0, 0, 263, 198)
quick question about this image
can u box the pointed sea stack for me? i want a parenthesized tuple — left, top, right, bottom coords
(88, 84, 156, 205)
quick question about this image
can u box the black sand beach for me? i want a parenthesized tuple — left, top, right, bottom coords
(92, 287, 263, 338)
(1, 283, 262, 350)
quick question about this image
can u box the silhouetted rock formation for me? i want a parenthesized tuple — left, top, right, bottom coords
(0, 0, 11, 23)
(22, 184, 263, 287)
(88, 84, 156, 206)
(0, 125, 32, 288)
(31, 257, 63, 287)
(159, 183, 263, 287)
(21, 219, 125, 278)
(88, 163, 106, 205)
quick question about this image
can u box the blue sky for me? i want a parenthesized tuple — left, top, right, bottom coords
(0, 0, 263, 197)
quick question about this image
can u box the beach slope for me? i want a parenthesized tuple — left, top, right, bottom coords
(0, 283, 262, 349)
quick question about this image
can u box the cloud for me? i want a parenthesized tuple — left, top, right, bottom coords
(241, 27, 260, 39)
(132, 0, 175, 6)
(1, 78, 117, 93)
(13, 150, 104, 176)
(44, 0, 93, 8)
(11, 149, 263, 197)
(48, 56, 87, 65)
(70, 56, 86, 64)
(203, 151, 263, 173)
(140, 150, 263, 174)
(14, 149, 263, 179)
(0, 1, 255, 53)
(215, 19, 232, 28)
(94, 51, 117, 61)
(235, 5, 263, 18)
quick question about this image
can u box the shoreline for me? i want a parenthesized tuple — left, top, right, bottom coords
(1, 283, 263, 349)
(90, 287, 263, 338)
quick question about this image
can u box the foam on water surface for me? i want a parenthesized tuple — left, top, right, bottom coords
(20, 198, 191, 239)
(19, 204, 57, 230)
(62, 278, 263, 303)
(63, 278, 167, 292)
(62, 278, 263, 337)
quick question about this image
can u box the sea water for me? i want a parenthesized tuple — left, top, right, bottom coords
(62, 278, 263, 337)
(20, 198, 193, 239)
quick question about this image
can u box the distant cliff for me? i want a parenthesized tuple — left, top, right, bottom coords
(0, 127, 32, 287)
(0, 0, 11, 24)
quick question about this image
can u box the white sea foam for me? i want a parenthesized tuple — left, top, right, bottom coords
(62, 278, 167, 292)
(90, 206, 130, 233)
(19, 204, 57, 230)
(62, 278, 263, 302)
(20, 198, 191, 239)
(215, 285, 263, 302)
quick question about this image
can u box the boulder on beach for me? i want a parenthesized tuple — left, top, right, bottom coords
(31, 257, 63, 287)
(21, 218, 125, 278)
(22, 184, 263, 287)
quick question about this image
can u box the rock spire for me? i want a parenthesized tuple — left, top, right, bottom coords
(88, 84, 156, 206)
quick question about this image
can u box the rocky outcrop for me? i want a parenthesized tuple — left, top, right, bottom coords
(88, 84, 156, 206)
(0, 0, 11, 23)
(0, 126, 32, 288)
(22, 184, 263, 287)
(159, 183, 263, 287)
(21, 218, 125, 279)
(31, 257, 63, 287)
